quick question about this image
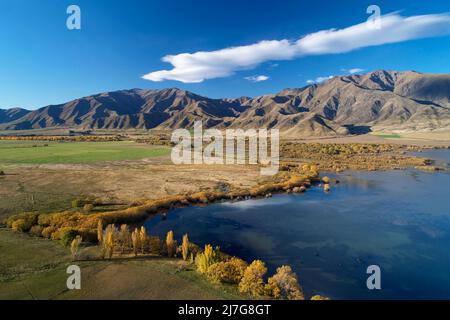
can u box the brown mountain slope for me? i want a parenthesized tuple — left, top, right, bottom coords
(1, 70, 450, 136)
(0, 108, 31, 124)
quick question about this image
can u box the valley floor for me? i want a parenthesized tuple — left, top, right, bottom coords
(287, 131, 450, 146)
(0, 135, 448, 300)
(0, 140, 262, 300)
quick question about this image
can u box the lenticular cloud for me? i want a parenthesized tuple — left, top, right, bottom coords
(143, 13, 450, 83)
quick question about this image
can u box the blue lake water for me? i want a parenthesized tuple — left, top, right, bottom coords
(143, 149, 450, 299)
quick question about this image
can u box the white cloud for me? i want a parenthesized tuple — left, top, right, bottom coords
(316, 76, 334, 83)
(306, 75, 334, 84)
(143, 13, 450, 83)
(345, 68, 365, 74)
(245, 75, 270, 82)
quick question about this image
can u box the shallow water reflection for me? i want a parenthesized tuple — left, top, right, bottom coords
(144, 150, 450, 299)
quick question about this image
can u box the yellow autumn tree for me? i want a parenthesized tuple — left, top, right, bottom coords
(70, 235, 82, 261)
(206, 257, 248, 284)
(196, 244, 220, 274)
(103, 225, 115, 259)
(131, 228, 140, 256)
(311, 295, 330, 300)
(118, 224, 131, 254)
(239, 260, 267, 297)
(265, 265, 304, 300)
(97, 219, 103, 243)
(181, 234, 190, 261)
(139, 226, 148, 254)
(83, 203, 94, 213)
(166, 230, 176, 258)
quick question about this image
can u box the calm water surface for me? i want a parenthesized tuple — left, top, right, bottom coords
(143, 149, 450, 299)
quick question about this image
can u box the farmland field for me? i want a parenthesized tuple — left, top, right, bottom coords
(0, 229, 246, 300)
(370, 132, 402, 139)
(0, 140, 170, 165)
(0, 139, 256, 300)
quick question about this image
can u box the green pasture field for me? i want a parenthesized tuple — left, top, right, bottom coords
(370, 132, 402, 139)
(0, 140, 171, 165)
(0, 229, 246, 300)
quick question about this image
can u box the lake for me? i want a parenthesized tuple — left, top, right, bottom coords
(143, 149, 450, 299)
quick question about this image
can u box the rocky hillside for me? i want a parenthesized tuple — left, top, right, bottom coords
(0, 108, 31, 124)
(1, 70, 449, 137)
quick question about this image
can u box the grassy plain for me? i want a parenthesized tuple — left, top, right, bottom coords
(1, 135, 448, 300)
(0, 229, 245, 300)
(0, 140, 170, 165)
(0, 139, 260, 299)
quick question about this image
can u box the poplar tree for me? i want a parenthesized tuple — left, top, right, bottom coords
(103, 225, 115, 259)
(70, 235, 82, 261)
(119, 224, 131, 254)
(166, 230, 176, 258)
(196, 244, 219, 274)
(182, 234, 190, 261)
(131, 228, 140, 256)
(97, 219, 103, 243)
(139, 226, 148, 254)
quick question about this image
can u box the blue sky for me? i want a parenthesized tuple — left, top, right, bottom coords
(1, 0, 450, 109)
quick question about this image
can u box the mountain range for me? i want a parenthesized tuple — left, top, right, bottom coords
(1, 70, 450, 137)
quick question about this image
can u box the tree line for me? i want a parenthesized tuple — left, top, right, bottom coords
(69, 221, 329, 300)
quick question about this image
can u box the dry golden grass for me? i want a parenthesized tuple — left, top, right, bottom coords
(5, 165, 320, 244)
(280, 142, 433, 171)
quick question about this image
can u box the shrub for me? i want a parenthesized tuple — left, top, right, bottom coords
(12, 217, 33, 232)
(311, 295, 330, 300)
(0, 170, 5, 175)
(60, 229, 78, 247)
(206, 257, 248, 284)
(265, 265, 304, 300)
(11, 219, 27, 232)
(196, 244, 220, 274)
(265, 278, 281, 299)
(148, 236, 162, 255)
(42, 226, 57, 239)
(188, 242, 201, 257)
(7, 213, 38, 232)
(30, 225, 44, 237)
(189, 192, 209, 204)
(83, 204, 94, 213)
(37, 214, 52, 227)
(72, 199, 83, 208)
(309, 164, 319, 177)
(76, 228, 97, 243)
(239, 260, 267, 297)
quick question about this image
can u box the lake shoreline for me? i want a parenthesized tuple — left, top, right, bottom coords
(140, 149, 450, 299)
